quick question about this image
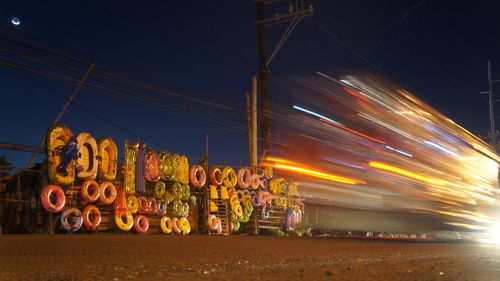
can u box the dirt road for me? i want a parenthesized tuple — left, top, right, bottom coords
(1, 234, 499, 281)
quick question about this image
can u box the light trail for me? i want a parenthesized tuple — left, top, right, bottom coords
(369, 161, 446, 186)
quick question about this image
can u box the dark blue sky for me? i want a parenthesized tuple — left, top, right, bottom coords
(1, 0, 500, 167)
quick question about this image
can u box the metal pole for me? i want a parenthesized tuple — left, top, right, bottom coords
(488, 61, 496, 148)
(256, 1, 271, 159)
(251, 76, 258, 168)
(26, 62, 96, 167)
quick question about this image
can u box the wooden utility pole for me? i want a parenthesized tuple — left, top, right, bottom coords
(26, 62, 96, 168)
(255, 0, 313, 159)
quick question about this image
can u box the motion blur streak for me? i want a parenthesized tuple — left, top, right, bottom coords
(369, 161, 446, 186)
(292, 105, 344, 126)
(270, 163, 366, 185)
(319, 118, 386, 144)
(271, 74, 500, 234)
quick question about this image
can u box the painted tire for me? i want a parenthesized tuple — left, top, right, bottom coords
(75, 132, 98, 180)
(209, 201, 218, 212)
(222, 167, 237, 188)
(97, 137, 117, 181)
(232, 203, 243, 218)
(233, 220, 240, 232)
(189, 165, 206, 188)
(244, 201, 254, 216)
(134, 215, 149, 233)
(264, 166, 273, 179)
(172, 182, 182, 200)
(160, 216, 173, 234)
(209, 167, 223, 186)
(285, 208, 296, 231)
(207, 215, 221, 233)
(144, 150, 160, 182)
(80, 179, 100, 203)
(40, 184, 66, 213)
(237, 168, 251, 189)
(172, 217, 182, 234)
(179, 155, 190, 185)
(157, 199, 167, 216)
(239, 212, 250, 223)
(127, 195, 139, 214)
(179, 217, 191, 235)
(181, 184, 190, 201)
(147, 197, 158, 216)
(82, 204, 101, 231)
(209, 185, 218, 200)
(137, 196, 148, 214)
(154, 181, 166, 199)
(115, 210, 133, 231)
(172, 200, 183, 216)
(46, 124, 75, 185)
(124, 141, 139, 195)
(181, 202, 189, 217)
(171, 154, 181, 182)
(99, 181, 117, 205)
(159, 150, 173, 181)
(220, 185, 229, 200)
(60, 208, 83, 232)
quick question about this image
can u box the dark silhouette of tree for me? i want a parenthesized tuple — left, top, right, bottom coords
(0, 155, 12, 173)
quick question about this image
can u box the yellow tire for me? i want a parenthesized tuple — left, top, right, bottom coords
(115, 211, 133, 231)
(222, 166, 237, 188)
(46, 124, 75, 185)
(160, 216, 173, 234)
(232, 203, 243, 218)
(127, 195, 139, 214)
(179, 217, 191, 235)
(179, 155, 190, 184)
(220, 185, 229, 200)
(209, 201, 218, 212)
(209, 185, 218, 200)
(124, 141, 139, 195)
(97, 137, 118, 181)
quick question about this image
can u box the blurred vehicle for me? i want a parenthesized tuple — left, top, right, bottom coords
(265, 73, 500, 234)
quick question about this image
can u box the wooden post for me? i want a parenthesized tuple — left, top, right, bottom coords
(251, 76, 258, 169)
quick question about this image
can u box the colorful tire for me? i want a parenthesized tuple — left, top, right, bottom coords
(232, 203, 243, 218)
(172, 182, 182, 200)
(60, 208, 83, 232)
(75, 132, 98, 180)
(233, 220, 240, 232)
(181, 202, 189, 217)
(171, 154, 181, 182)
(209, 185, 218, 200)
(209, 167, 223, 186)
(189, 165, 206, 188)
(127, 195, 139, 214)
(209, 201, 218, 212)
(207, 215, 221, 233)
(99, 181, 117, 205)
(115, 210, 134, 231)
(160, 216, 173, 234)
(144, 149, 160, 182)
(237, 168, 251, 189)
(179, 217, 191, 235)
(181, 184, 190, 201)
(285, 208, 296, 231)
(147, 197, 158, 215)
(97, 137, 118, 181)
(172, 200, 182, 216)
(124, 141, 139, 195)
(134, 215, 149, 233)
(40, 184, 66, 213)
(159, 150, 173, 181)
(172, 217, 182, 234)
(157, 199, 167, 216)
(262, 206, 270, 220)
(46, 124, 75, 185)
(154, 181, 166, 199)
(82, 204, 101, 231)
(179, 155, 190, 184)
(264, 166, 273, 179)
(222, 166, 237, 188)
(220, 185, 229, 200)
(244, 201, 254, 216)
(137, 196, 148, 214)
(80, 179, 100, 203)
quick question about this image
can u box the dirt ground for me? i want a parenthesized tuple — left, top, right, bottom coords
(1, 234, 500, 281)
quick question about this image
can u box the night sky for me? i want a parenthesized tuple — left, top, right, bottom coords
(1, 0, 500, 168)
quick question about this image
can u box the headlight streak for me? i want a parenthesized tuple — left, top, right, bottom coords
(369, 161, 446, 186)
(292, 105, 344, 126)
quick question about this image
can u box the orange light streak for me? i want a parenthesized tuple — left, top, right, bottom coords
(271, 163, 367, 185)
(369, 161, 445, 186)
(320, 118, 386, 145)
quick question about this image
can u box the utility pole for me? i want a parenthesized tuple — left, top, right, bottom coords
(26, 62, 96, 168)
(255, 0, 313, 160)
